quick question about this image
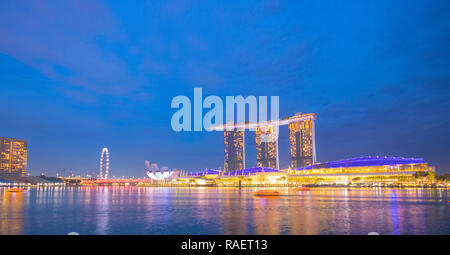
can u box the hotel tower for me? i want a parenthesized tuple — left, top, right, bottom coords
(224, 130, 245, 172)
(288, 113, 317, 168)
(215, 113, 317, 171)
(255, 125, 279, 169)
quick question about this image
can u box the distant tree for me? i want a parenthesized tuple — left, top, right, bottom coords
(413, 172, 429, 179)
(435, 174, 450, 181)
(352, 177, 361, 182)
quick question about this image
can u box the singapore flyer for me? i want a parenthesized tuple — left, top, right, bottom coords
(99, 147, 110, 179)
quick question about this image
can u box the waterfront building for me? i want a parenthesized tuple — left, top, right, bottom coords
(223, 167, 279, 176)
(0, 137, 28, 176)
(145, 160, 180, 181)
(289, 156, 435, 185)
(210, 112, 317, 173)
(224, 130, 245, 172)
(215, 167, 284, 186)
(255, 125, 279, 169)
(288, 113, 317, 168)
(188, 156, 436, 187)
(184, 169, 222, 178)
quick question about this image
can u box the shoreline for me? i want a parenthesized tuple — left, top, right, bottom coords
(1, 184, 448, 189)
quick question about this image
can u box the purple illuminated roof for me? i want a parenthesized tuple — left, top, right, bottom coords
(185, 167, 279, 177)
(186, 169, 222, 176)
(295, 156, 426, 170)
(225, 167, 279, 176)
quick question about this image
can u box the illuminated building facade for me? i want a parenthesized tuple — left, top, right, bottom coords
(289, 156, 435, 184)
(0, 137, 28, 176)
(211, 113, 317, 172)
(145, 160, 180, 181)
(255, 125, 279, 169)
(206, 156, 435, 186)
(224, 130, 245, 172)
(288, 113, 317, 168)
(146, 169, 178, 180)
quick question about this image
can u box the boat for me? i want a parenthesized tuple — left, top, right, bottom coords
(295, 186, 310, 191)
(6, 188, 25, 193)
(251, 190, 280, 197)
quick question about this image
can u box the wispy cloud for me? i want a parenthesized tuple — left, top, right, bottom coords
(0, 0, 147, 101)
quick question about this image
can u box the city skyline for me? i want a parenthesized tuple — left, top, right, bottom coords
(0, 0, 449, 177)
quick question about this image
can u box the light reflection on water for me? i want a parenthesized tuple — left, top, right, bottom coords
(0, 187, 448, 235)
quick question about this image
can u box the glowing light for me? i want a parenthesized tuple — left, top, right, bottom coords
(146, 170, 176, 180)
(99, 148, 110, 179)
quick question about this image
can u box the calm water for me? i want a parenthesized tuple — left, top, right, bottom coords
(0, 187, 448, 235)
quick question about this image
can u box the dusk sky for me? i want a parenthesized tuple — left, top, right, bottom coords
(0, 0, 449, 177)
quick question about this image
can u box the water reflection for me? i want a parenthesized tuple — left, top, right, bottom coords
(95, 187, 110, 234)
(0, 187, 448, 235)
(0, 190, 25, 234)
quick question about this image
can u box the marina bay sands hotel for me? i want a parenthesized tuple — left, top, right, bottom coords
(210, 113, 317, 172)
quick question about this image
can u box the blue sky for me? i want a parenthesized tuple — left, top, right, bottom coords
(0, 0, 449, 176)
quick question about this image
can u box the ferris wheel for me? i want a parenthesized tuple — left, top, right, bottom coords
(99, 147, 110, 179)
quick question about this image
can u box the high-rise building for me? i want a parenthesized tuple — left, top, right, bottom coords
(0, 137, 28, 176)
(224, 130, 245, 172)
(288, 113, 317, 168)
(213, 112, 317, 171)
(255, 125, 279, 169)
